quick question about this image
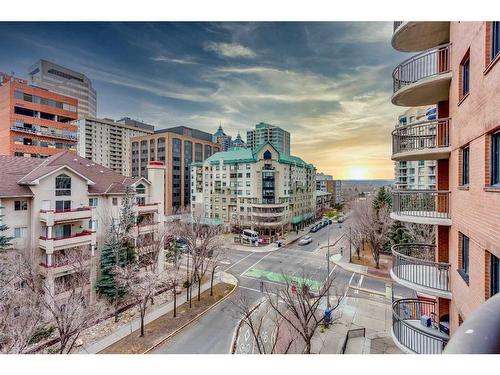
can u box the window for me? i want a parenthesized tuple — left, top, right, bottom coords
(136, 196, 146, 205)
(460, 52, 470, 99)
(89, 198, 98, 207)
(55, 174, 71, 196)
(492, 131, 500, 186)
(14, 227, 27, 238)
(491, 253, 499, 297)
(55, 200, 71, 211)
(263, 150, 272, 160)
(136, 184, 146, 194)
(461, 146, 470, 186)
(112, 197, 118, 206)
(14, 200, 28, 211)
(491, 22, 500, 63)
(459, 233, 470, 283)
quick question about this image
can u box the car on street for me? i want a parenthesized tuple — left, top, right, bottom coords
(298, 235, 313, 246)
(337, 216, 345, 223)
(175, 238, 189, 253)
(310, 225, 319, 233)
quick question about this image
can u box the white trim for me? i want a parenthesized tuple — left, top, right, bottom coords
(18, 165, 95, 186)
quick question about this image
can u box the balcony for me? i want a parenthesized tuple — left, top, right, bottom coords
(10, 125, 78, 141)
(391, 190, 451, 225)
(392, 44, 451, 107)
(392, 298, 449, 354)
(40, 207, 94, 226)
(392, 22, 450, 52)
(133, 222, 159, 236)
(252, 211, 285, 218)
(39, 230, 96, 253)
(39, 258, 91, 276)
(136, 202, 160, 214)
(392, 118, 451, 161)
(391, 244, 451, 299)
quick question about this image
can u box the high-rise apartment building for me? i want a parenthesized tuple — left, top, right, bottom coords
(0, 73, 78, 158)
(190, 142, 316, 236)
(0, 151, 165, 302)
(389, 21, 500, 354)
(394, 106, 437, 190)
(28, 59, 97, 118)
(316, 173, 342, 205)
(131, 126, 220, 215)
(76, 116, 154, 176)
(247, 122, 291, 155)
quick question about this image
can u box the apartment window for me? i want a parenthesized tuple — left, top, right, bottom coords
(55, 174, 71, 196)
(491, 22, 500, 63)
(136, 184, 146, 194)
(460, 51, 470, 99)
(55, 200, 71, 211)
(461, 146, 470, 186)
(491, 131, 500, 186)
(491, 253, 500, 297)
(112, 197, 118, 206)
(14, 227, 27, 238)
(14, 200, 28, 211)
(136, 196, 146, 205)
(89, 198, 98, 207)
(459, 233, 470, 283)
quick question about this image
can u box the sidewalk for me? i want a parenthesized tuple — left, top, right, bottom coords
(79, 272, 236, 354)
(330, 250, 392, 282)
(223, 228, 309, 253)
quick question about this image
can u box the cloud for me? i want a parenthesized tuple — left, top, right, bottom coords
(150, 56, 198, 65)
(204, 41, 256, 58)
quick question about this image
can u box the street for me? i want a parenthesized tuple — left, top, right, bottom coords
(153, 221, 414, 354)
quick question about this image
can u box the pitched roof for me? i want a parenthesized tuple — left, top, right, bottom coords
(0, 151, 145, 198)
(204, 141, 314, 169)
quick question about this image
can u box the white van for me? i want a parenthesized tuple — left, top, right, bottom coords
(241, 229, 259, 243)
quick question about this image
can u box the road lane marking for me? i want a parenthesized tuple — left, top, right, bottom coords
(239, 252, 273, 276)
(355, 275, 364, 294)
(224, 252, 255, 272)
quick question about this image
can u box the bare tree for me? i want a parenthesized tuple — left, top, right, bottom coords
(0, 249, 44, 353)
(350, 198, 392, 268)
(42, 246, 107, 354)
(265, 271, 342, 354)
(405, 222, 436, 244)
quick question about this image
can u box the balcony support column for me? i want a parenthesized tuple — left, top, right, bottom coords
(47, 225, 53, 239)
(46, 253, 52, 267)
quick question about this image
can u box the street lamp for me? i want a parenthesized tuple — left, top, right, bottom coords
(326, 220, 331, 308)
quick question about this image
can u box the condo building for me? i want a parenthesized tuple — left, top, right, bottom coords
(390, 21, 500, 354)
(131, 126, 220, 215)
(213, 124, 232, 151)
(0, 151, 165, 302)
(0, 73, 78, 158)
(190, 142, 316, 236)
(247, 122, 291, 155)
(28, 60, 97, 118)
(76, 116, 154, 176)
(394, 106, 437, 190)
(316, 173, 342, 205)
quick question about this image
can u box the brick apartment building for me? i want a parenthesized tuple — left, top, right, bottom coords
(131, 126, 220, 215)
(0, 73, 78, 158)
(390, 22, 500, 353)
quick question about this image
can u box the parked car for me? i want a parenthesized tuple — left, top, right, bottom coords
(337, 216, 345, 223)
(298, 235, 313, 246)
(175, 238, 189, 253)
(310, 225, 319, 233)
(241, 229, 259, 243)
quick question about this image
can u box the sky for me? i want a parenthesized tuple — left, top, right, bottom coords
(0, 22, 409, 179)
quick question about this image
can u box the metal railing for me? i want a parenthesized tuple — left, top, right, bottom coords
(341, 328, 366, 354)
(393, 43, 451, 93)
(392, 298, 448, 354)
(392, 118, 450, 156)
(393, 21, 404, 32)
(392, 244, 450, 292)
(10, 125, 78, 141)
(392, 190, 450, 219)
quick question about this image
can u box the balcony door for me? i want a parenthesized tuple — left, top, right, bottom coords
(54, 224, 71, 238)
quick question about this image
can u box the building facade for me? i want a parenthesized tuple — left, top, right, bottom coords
(0, 151, 165, 303)
(390, 21, 500, 354)
(190, 142, 316, 236)
(131, 126, 220, 215)
(28, 60, 97, 118)
(213, 124, 232, 151)
(246, 122, 291, 155)
(76, 116, 154, 176)
(394, 106, 437, 190)
(0, 73, 78, 158)
(316, 173, 342, 206)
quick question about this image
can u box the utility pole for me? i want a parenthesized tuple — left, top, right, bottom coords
(326, 221, 331, 308)
(349, 226, 352, 263)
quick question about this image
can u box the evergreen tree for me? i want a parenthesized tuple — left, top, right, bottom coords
(0, 206, 13, 252)
(388, 220, 413, 249)
(373, 187, 392, 211)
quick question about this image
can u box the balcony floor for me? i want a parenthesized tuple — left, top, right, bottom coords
(391, 146, 451, 162)
(392, 72, 451, 107)
(391, 265, 452, 299)
(390, 212, 451, 226)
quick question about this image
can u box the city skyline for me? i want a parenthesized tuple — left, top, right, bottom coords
(0, 22, 408, 179)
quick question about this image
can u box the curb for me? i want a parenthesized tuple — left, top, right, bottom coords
(143, 280, 238, 354)
(330, 257, 393, 283)
(230, 299, 264, 354)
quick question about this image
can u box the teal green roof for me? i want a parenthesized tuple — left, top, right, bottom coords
(206, 142, 314, 169)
